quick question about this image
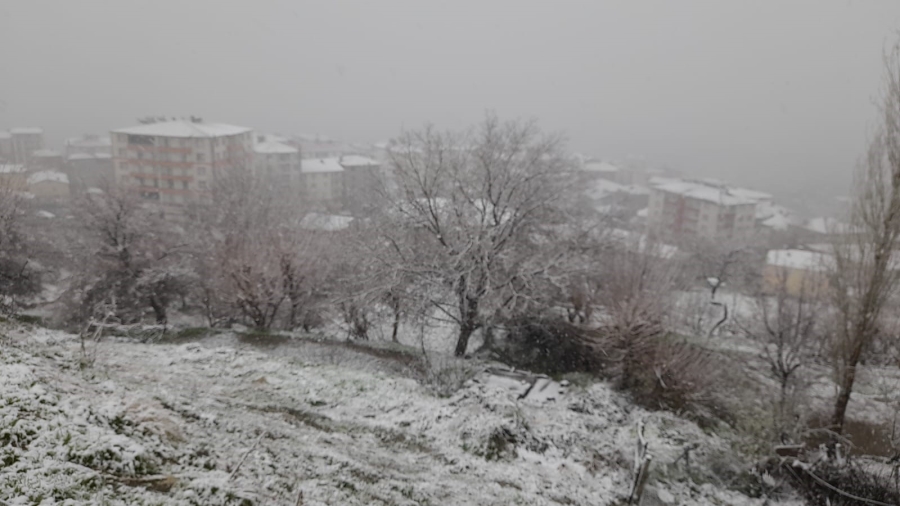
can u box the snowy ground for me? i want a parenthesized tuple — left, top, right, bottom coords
(0, 324, 804, 505)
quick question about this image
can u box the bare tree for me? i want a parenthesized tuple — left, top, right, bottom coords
(740, 263, 823, 436)
(828, 42, 900, 434)
(378, 114, 576, 356)
(76, 185, 192, 326)
(187, 168, 330, 331)
(0, 175, 40, 311)
(682, 236, 758, 336)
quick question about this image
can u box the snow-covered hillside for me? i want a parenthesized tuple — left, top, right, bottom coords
(0, 325, 799, 505)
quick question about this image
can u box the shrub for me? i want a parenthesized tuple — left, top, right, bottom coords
(491, 316, 606, 375)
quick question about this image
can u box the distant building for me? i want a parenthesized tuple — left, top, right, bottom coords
(647, 178, 759, 242)
(253, 134, 302, 191)
(338, 155, 381, 213)
(65, 134, 112, 158)
(294, 134, 356, 159)
(111, 119, 253, 216)
(0, 132, 11, 162)
(763, 249, 831, 297)
(27, 170, 70, 200)
(66, 152, 114, 194)
(299, 212, 354, 232)
(300, 158, 345, 209)
(9, 127, 44, 165)
(0, 164, 27, 190)
(30, 149, 63, 171)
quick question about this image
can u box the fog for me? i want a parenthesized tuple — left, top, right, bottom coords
(2, 0, 899, 196)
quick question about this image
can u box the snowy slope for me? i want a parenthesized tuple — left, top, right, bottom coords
(0, 326, 798, 505)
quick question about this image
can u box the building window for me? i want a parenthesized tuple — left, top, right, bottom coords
(197, 153, 204, 162)
(199, 181, 207, 190)
(182, 181, 188, 190)
(197, 166, 205, 175)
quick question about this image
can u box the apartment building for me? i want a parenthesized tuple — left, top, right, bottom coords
(253, 135, 302, 190)
(111, 119, 253, 214)
(300, 158, 345, 209)
(65, 134, 112, 158)
(338, 155, 381, 214)
(9, 128, 44, 165)
(647, 179, 758, 242)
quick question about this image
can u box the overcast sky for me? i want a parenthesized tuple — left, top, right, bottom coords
(2, 0, 899, 195)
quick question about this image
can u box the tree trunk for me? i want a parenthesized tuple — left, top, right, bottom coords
(391, 306, 401, 343)
(455, 323, 476, 357)
(832, 360, 860, 435)
(454, 286, 480, 357)
(149, 295, 167, 325)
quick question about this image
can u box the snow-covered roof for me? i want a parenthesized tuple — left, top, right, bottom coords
(65, 135, 111, 147)
(582, 161, 620, 173)
(650, 179, 757, 206)
(32, 149, 60, 157)
(299, 213, 354, 231)
(0, 164, 26, 174)
(68, 152, 112, 161)
(35, 210, 55, 219)
(338, 155, 380, 167)
(301, 158, 345, 173)
(766, 249, 832, 272)
(112, 120, 251, 138)
(761, 214, 791, 231)
(804, 217, 858, 235)
(254, 140, 298, 155)
(86, 187, 104, 195)
(27, 171, 69, 185)
(10, 127, 42, 135)
(727, 187, 773, 202)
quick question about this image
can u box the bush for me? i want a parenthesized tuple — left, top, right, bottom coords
(780, 460, 900, 506)
(491, 316, 729, 424)
(491, 316, 606, 375)
(616, 336, 726, 419)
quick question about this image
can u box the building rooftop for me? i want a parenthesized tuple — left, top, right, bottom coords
(32, 149, 60, 158)
(68, 152, 112, 161)
(582, 161, 620, 173)
(338, 155, 380, 167)
(650, 179, 758, 206)
(254, 140, 298, 155)
(766, 249, 832, 272)
(0, 132, 10, 139)
(0, 164, 26, 174)
(10, 127, 43, 135)
(301, 158, 345, 173)
(299, 213, 354, 231)
(112, 120, 251, 138)
(65, 135, 112, 148)
(27, 171, 69, 185)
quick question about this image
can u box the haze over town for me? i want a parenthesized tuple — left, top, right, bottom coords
(3, 1, 900, 203)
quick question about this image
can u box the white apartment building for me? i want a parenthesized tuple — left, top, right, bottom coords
(111, 119, 253, 213)
(300, 158, 345, 209)
(9, 127, 44, 165)
(253, 135, 302, 189)
(647, 178, 759, 242)
(65, 134, 112, 158)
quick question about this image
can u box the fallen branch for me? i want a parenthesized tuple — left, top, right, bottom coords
(229, 432, 264, 481)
